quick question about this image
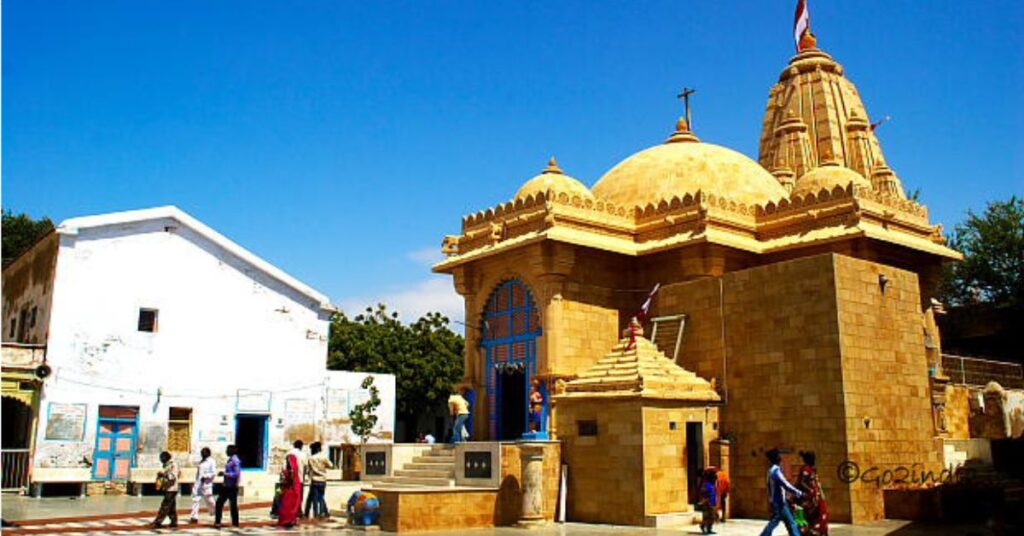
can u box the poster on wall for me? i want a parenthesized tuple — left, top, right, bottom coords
(45, 403, 87, 441)
(326, 389, 349, 419)
(284, 399, 315, 423)
(236, 389, 271, 412)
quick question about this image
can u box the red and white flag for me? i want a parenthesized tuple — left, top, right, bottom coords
(794, 0, 811, 50)
(638, 283, 661, 320)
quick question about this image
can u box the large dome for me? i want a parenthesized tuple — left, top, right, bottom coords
(592, 119, 788, 208)
(515, 157, 593, 200)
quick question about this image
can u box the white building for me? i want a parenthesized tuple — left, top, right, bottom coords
(1, 206, 394, 494)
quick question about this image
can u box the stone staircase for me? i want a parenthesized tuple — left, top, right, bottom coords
(374, 444, 457, 488)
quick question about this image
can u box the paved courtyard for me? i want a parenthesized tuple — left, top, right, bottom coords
(1, 496, 997, 535)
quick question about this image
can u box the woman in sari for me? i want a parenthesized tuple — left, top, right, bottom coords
(277, 440, 304, 528)
(796, 451, 828, 535)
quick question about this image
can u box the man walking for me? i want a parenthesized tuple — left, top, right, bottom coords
(759, 449, 803, 536)
(303, 442, 334, 519)
(215, 445, 241, 528)
(448, 387, 470, 444)
(151, 451, 180, 529)
(189, 447, 217, 524)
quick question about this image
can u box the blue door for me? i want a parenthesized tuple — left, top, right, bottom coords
(481, 279, 544, 439)
(92, 406, 139, 480)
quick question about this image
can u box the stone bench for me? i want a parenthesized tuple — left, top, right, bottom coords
(30, 468, 93, 497)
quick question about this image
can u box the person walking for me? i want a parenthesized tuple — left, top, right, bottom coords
(759, 449, 803, 536)
(214, 445, 241, 528)
(277, 440, 304, 527)
(151, 451, 180, 529)
(698, 468, 718, 534)
(796, 451, 829, 535)
(189, 447, 217, 524)
(303, 442, 334, 519)
(715, 467, 731, 523)
(448, 388, 470, 444)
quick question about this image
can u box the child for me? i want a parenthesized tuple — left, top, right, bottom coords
(698, 468, 718, 534)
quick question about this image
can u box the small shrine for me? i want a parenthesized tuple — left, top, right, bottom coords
(554, 319, 720, 526)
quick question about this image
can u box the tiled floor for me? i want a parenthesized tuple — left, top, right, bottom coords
(1, 495, 998, 535)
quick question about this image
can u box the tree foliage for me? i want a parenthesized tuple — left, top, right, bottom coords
(2, 209, 55, 266)
(349, 375, 382, 444)
(940, 196, 1024, 309)
(328, 305, 464, 419)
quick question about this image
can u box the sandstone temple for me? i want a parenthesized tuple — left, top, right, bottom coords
(432, 30, 962, 525)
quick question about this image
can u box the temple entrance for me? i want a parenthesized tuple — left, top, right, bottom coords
(481, 279, 543, 440)
(235, 414, 268, 469)
(497, 368, 526, 440)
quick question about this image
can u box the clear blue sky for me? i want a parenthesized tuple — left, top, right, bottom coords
(4, 1, 1022, 323)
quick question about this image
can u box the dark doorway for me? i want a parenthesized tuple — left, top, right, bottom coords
(498, 369, 526, 440)
(1, 397, 33, 449)
(686, 422, 705, 504)
(235, 415, 268, 469)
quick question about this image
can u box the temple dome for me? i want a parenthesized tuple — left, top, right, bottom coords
(792, 163, 870, 197)
(515, 157, 593, 200)
(592, 119, 788, 208)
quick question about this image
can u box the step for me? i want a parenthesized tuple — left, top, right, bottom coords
(405, 461, 454, 469)
(412, 455, 455, 464)
(394, 469, 455, 479)
(377, 476, 454, 487)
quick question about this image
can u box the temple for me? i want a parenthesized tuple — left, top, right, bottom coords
(433, 27, 961, 524)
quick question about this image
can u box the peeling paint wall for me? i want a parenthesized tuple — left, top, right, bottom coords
(2, 232, 59, 344)
(31, 217, 395, 477)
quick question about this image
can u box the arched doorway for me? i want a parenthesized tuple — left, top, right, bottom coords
(481, 279, 542, 440)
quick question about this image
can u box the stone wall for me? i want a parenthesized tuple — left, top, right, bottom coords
(945, 385, 971, 440)
(642, 404, 719, 516)
(833, 254, 942, 522)
(556, 398, 645, 525)
(717, 254, 851, 521)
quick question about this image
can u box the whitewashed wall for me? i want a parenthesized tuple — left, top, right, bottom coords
(33, 217, 394, 474)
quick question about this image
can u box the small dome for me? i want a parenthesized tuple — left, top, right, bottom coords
(515, 157, 593, 200)
(792, 163, 870, 197)
(592, 119, 788, 208)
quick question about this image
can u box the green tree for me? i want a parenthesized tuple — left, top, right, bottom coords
(328, 305, 464, 432)
(2, 210, 55, 266)
(350, 375, 382, 445)
(940, 196, 1024, 309)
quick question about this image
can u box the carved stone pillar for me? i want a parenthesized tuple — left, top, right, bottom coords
(517, 443, 547, 527)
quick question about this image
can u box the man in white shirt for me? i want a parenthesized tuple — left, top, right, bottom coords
(189, 447, 217, 523)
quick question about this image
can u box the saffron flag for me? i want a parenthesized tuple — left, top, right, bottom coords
(794, 0, 810, 51)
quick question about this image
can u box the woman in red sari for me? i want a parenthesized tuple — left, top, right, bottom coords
(277, 440, 304, 528)
(796, 451, 828, 535)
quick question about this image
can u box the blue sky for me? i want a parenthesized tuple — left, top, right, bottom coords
(4, 1, 1022, 325)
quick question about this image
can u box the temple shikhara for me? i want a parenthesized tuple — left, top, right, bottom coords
(433, 23, 963, 526)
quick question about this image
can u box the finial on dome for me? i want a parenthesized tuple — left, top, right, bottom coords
(798, 29, 818, 52)
(542, 156, 564, 175)
(665, 117, 700, 144)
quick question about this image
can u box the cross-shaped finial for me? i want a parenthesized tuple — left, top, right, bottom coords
(676, 87, 697, 130)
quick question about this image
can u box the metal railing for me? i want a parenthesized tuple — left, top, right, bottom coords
(1, 448, 31, 492)
(942, 354, 1024, 389)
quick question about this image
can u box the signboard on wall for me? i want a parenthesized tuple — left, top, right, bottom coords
(45, 403, 87, 441)
(284, 399, 315, 423)
(326, 389, 349, 419)
(236, 390, 271, 412)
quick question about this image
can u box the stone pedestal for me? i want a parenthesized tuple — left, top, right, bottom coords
(517, 443, 547, 528)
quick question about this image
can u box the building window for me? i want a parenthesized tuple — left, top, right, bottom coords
(578, 420, 598, 437)
(29, 307, 38, 329)
(138, 308, 159, 332)
(8, 318, 15, 339)
(167, 407, 192, 452)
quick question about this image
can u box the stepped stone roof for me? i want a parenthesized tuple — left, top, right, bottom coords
(558, 319, 721, 402)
